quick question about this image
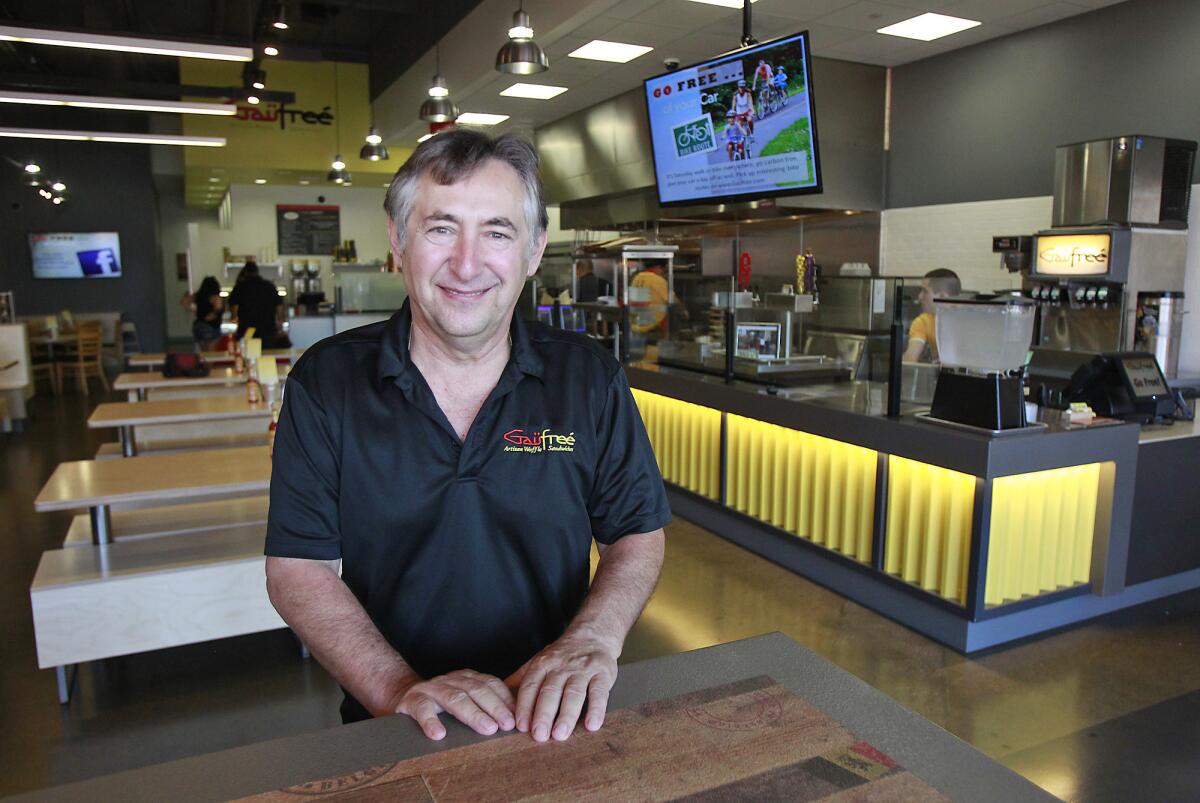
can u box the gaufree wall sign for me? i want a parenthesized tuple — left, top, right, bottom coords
(277, 204, 340, 256)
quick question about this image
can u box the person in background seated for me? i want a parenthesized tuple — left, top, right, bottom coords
(903, 268, 962, 363)
(188, 276, 225, 350)
(229, 260, 290, 347)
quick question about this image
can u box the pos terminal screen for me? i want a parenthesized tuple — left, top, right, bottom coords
(1116, 354, 1170, 400)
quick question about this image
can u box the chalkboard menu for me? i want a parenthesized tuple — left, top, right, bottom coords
(277, 205, 340, 256)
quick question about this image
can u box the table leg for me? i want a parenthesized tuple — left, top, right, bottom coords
(119, 425, 137, 457)
(56, 665, 77, 705)
(89, 504, 113, 544)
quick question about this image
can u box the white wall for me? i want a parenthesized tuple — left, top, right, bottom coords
(879, 196, 1053, 291)
(880, 187, 1200, 375)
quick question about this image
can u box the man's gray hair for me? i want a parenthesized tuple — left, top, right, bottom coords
(383, 129, 549, 259)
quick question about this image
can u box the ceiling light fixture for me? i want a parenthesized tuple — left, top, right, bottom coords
(455, 112, 510, 126)
(271, 3, 289, 30)
(51, 180, 66, 191)
(248, 68, 266, 90)
(877, 13, 981, 41)
(495, 1, 548, 75)
(0, 89, 237, 115)
(246, 92, 261, 105)
(261, 33, 280, 57)
(299, 179, 310, 185)
(499, 83, 567, 100)
(0, 127, 225, 146)
(567, 40, 653, 64)
(420, 44, 459, 123)
(683, 0, 758, 7)
(0, 24, 253, 61)
(254, 178, 267, 184)
(358, 4, 390, 163)
(23, 161, 40, 173)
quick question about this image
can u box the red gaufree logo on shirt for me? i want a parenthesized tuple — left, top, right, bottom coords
(502, 428, 576, 454)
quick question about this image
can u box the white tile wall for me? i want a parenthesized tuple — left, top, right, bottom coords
(881, 186, 1200, 376)
(879, 195, 1053, 292)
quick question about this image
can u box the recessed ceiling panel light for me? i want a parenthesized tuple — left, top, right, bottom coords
(568, 40, 653, 64)
(254, 178, 267, 184)
(0, 127, 224, 146)
(684, 0, 757, 7)
(500, 83, 568, 100)
(877, 13, 981, 42)
(299, 179, 311, 185)
(455, 112, 510, 126)
(0, 90, 237, 115)
(0, 24, 252, 61)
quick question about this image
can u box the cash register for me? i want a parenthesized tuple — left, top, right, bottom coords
(1063, 352, 1180, 424)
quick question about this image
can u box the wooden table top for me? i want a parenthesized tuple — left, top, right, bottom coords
(126, 348, 301, 368)
(88, 396, 272, 428)
(112, 367, 289, 391)
(33, 446, 271, 512)
(10, 634, 1052, 802)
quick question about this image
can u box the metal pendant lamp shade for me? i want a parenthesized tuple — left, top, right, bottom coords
(496, 9, 548, 75)
(419, 92, 459, 123)
(359, 126, 389, 161)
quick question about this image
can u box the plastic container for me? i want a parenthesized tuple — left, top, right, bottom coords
(934, 298, 1035, 373)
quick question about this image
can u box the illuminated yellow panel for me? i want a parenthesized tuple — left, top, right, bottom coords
(985, 463, 1102, 607)
(630, 390, 721, 501)
(885, 456, 976, 605)
(726, 414, 877, 563)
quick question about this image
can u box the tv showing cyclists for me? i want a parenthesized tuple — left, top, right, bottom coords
(643, 31, 821, 206)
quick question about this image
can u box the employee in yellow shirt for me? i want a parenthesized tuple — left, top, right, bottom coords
(630, 263, 671, 334)
(903, 269, 961, 363)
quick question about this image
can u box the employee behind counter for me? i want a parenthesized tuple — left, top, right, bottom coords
(902, 268, 962, 364)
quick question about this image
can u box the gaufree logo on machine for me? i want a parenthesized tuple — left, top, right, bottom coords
(673, 116, 717, 158)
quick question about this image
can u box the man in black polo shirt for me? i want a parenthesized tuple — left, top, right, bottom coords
(265, 130, 669, 744)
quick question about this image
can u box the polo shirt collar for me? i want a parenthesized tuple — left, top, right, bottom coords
(376, 299, 544, 388)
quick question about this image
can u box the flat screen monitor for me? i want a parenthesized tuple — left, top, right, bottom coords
(29, 232, 122, 279)
(644, 31, 821, 206)
(735, 322, 781, 360)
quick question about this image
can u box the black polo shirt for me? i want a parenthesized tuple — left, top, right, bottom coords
(265, 300, 670, 719)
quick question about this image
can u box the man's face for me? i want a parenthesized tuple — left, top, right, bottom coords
(389, 159, 546, 344)
(919, 279, 936, 315)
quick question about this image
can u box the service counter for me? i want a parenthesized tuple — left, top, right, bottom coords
(625, 362, 1199, 652)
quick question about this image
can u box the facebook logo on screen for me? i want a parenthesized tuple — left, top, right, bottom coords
(77, 248, 120, 277)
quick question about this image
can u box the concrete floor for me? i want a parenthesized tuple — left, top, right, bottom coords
(2, 388, 1198, 800)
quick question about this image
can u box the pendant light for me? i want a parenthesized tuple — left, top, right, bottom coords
(327, 61, 350, 184)
(358, 13, 389, 161)
(495, 1, 548, 75)
(419, 43, 459, 123)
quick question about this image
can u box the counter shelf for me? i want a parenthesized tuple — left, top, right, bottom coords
(626, 363, 1154, 653)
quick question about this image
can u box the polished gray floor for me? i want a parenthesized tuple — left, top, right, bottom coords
(2, 389, 1198, 800)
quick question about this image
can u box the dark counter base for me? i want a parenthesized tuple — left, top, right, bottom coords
(669, 487, 1200, 653)
(1127, 436, 1200, 585)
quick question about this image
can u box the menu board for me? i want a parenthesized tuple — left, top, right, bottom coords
(644, 31, 821, 206)
(277, 205, 340, 256)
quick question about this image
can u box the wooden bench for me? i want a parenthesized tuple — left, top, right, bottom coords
(62, 496, 270, 546)
(94, 432, 271, 461)
(31, 523, 288, 704)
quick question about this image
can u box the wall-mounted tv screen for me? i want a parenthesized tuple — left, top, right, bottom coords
(29, 232, 123, 279)
(644, 31, 821, 206)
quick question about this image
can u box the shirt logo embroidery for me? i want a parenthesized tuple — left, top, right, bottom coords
(502, 428, 576, 453)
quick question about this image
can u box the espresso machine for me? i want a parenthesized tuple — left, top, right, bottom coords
(997, 135, 1195, 381)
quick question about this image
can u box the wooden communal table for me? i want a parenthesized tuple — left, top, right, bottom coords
(126, 348, 301, 370)
(112, 367, 288, 402)
(88, 396, 271, 457)
(33, 446, 271, 545)
(9, 633, 1053, 803)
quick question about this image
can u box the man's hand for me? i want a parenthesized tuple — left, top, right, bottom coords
(392, 670, 516, 741)
(511, 631, 619, 743)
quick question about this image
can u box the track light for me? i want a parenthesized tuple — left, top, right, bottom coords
(261, 33, 280, 57)
(23, 161, 40, 173)
(271, 3, 288, 30)
(249, 68, 266, 90)
(51, 180, 65, 191)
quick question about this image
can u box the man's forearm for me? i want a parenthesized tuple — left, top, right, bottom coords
(265, 556, 418, 715)
(568, 529, 665, 656)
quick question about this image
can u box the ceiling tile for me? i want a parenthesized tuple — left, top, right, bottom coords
(566, 16, 625, 42)
(873, 0, 960, 9)
(993, 2, 1088, 29)
(941, 0, 1051, 23)
(806, 23, 874, 50)
(751, 0, 856, 22)
(818, 32, 924, 65)
(603, 0, 667, 21)
(602, 20, 692, 49)
(812, 1, 923, 32)
(1063, 0, 1126, 7)
(630, 2, 735, 29)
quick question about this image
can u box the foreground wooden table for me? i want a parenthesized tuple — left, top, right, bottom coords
(126, 348, 301, 370)
(88, 397, 271, 456)
(33, 446, 271, 544)
(11, 633, 1052, 802)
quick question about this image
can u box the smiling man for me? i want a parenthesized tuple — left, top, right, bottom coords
(264, 130, 669, 744)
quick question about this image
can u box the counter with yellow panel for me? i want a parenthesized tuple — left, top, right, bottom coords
(625, 363, 1170, 653)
